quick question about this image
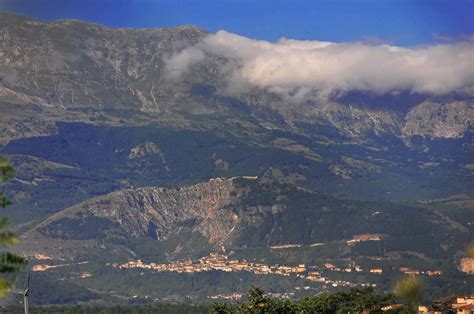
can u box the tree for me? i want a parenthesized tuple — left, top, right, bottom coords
(211, 286, 394, 313)
(0, 156, 26, 298)
(394, 276, 424, 313)
(240, 286, 272, 313)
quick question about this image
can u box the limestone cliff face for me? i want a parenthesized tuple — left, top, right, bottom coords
(289, 101, 405, 138)
(284, 98, 474, 140)
(35, 177, 276, 245)
(403, 101, 474, 139)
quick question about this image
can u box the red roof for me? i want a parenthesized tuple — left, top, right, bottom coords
(457, 304, 474, 310)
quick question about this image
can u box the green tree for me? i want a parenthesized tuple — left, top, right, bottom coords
(240, 286, 272, 313)
(394, 276, 423, 313)
(211, 286, 394, 314)
(0, 156, 26, 298)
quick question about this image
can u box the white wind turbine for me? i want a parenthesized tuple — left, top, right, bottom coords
(12, 272, 30, 314)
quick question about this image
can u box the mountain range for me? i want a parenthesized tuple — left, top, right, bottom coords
(0, 12, 472, 305)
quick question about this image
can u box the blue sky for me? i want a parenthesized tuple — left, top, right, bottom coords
(0, 0, 473, 45)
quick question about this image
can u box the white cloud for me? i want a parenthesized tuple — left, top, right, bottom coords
(164, 30, 474, 100)
(164, 46, 205, 80)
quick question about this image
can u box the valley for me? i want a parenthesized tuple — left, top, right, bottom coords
(0, 11, 472, 306)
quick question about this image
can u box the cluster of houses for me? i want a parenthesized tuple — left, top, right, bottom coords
(399, 267, 443, 276)
(322, 262, 442, 277)
(113, 252, 444, 289)
(381, 296, 474, 314)
(113, 254, 470, 312)
(422, 296, 474, 314)
(323, 262, 364, 273)
(114, 253, 365, 289)
(113, 253, 307, 276)
(346, 233, 386, 245)
(208, 292, 245, 300)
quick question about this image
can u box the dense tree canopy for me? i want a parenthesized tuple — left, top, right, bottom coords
(211, 286, 395, 313)
(0, 156, 26, 298)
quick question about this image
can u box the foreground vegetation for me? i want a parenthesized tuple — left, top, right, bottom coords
(0, 304, 208, 314)
(0, 156, 26, 297)
(211, 287, 396, 313)
(2, 287, 399, 313)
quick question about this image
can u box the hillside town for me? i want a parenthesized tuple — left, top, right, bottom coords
(111, 251, 444, 292)
(412, 296, 474, 314)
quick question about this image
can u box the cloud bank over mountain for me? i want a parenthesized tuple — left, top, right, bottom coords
(165, 30, 474, 100)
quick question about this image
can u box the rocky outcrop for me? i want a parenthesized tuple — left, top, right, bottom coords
(459, 258, 474, 274)
(34, 177, 274, 244)
(0, 12, 207, 112)
(403, 101, 474, 139)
